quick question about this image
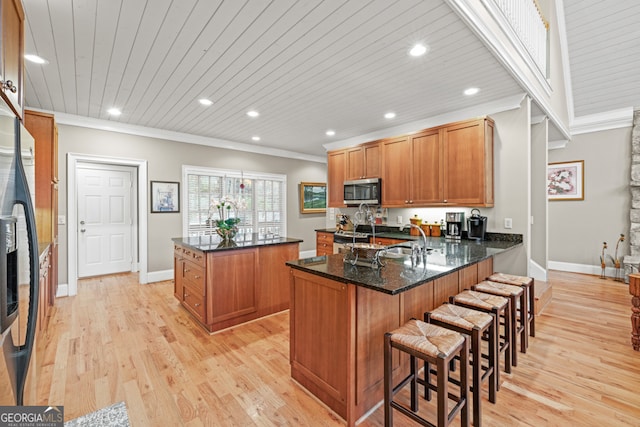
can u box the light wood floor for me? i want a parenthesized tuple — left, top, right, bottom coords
(34, 271, 640, 426)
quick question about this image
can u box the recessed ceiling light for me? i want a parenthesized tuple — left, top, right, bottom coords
(384, 112, 396, 119)
(464, 87, 480, 96)
(247, 110, 259, 118)
(326, 130, 335, 136)
(107, 108, 121, 116)
(252, 136, 260, 141)
(24, 54, 48, 64)
(199, 98, 213, 106)
(409, 44, 427, 57)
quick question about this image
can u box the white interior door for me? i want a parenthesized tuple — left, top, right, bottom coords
(77, 164, 134, 278)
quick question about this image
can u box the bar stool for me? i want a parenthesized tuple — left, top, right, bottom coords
(488, 273, 535, 340)
(425, 304, 497, 427)
(450, 290, 512, 387)
(384, 319, 470, 427)
(472, 280, 527, 363)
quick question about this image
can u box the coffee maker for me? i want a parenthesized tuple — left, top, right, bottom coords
(445, 212, 464, 240)
(467, 208, 487, 240)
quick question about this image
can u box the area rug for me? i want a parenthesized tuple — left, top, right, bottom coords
(64, 401, 130, 426)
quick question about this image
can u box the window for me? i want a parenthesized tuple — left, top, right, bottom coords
(182, 166, 287, 238)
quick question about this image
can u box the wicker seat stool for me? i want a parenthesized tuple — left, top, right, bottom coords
(472, 280, 526, 364)
(450, 290, 512, 389)
(488, 273, 535, 342)
(425, 304, 497, 427)
(384, 319, 470, 427)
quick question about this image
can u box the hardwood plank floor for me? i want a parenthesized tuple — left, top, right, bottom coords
(34, 271, 640, 426)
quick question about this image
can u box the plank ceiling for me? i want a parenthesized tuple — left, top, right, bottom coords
(22, 1, 639, 157)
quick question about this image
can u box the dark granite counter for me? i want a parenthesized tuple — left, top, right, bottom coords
(287, 238, 521, 295)
(172, 233, 303, 253)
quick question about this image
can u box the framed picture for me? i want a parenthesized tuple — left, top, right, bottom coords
(547, 160, 584, 201)
(299, 182, 327, 214)
(151, 181, 180, 213)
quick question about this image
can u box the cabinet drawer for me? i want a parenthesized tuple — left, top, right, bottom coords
(183, 285, 205, 321)
(183, 262, 205, 294)
(316, 232, 333, 243)
(174, 244, 206, 268)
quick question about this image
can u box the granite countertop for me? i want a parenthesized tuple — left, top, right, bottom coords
(287, 238, 522, 295)
(173, 233, 303, 253)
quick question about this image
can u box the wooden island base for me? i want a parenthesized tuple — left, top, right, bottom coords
(289, 257, 493, 426)
(174, 240, 300, 333)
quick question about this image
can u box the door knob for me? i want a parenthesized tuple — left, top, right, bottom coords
(80, 228, 86, 233)
(80, 220, 85, 224)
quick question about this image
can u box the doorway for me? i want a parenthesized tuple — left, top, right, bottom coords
(67, 154, 148, 296)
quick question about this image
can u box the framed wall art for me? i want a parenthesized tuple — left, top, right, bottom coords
(151, 181, 180, 213)
(547, 160, 584, 201)
(299, 182, 327, 214)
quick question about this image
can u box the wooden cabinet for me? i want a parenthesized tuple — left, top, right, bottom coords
(382, 130, 442, 207)
(443, 118, 494, 206)
(173, 242, 299, 332)
(346, 141, 381, 180)
(331, 117, 494, 208)
(316, 231, 334, 256)
(370, 236, 407, 246)
(327, 150, 347, 207)
(0, 0, 24, 118)
(25, 110, 59, 306)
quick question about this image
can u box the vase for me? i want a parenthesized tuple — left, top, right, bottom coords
(216, 227, 237, 241)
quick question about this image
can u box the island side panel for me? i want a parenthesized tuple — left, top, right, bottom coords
(434, 271, 460, 307)
(207, 248, 258, 327)
(256, 243, 299, 316)
(458, 263, 479, 291)
(290, 269, 352, 419)
(477, 257, 493, 280)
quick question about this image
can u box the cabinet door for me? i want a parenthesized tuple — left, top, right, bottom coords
(327, 150, 347, 207)
(207, 249, 257, 324)
(443, 119, 494, 206)
(316, 231, 334, 256)
(381, 136, 410, 207)
(0, 0, 24, 118)
(410, 129, 443, 205)
(345, 147, 364, 180)
(363, 141, 381, 178)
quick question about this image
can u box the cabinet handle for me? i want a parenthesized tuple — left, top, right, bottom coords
(194, 275, 200, 279)
(409, 200, 413, 204)
(194, 303, 201, 307)
(184, 292, 190, 297)
(443, 199, 447, 203)
(185, 268, 190, 272)
(404, 200, 409, 204)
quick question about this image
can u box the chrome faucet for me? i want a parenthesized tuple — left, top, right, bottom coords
(399, 223, 429, 265)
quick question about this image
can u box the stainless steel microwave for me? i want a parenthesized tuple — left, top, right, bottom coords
(343, 178, 381, 206)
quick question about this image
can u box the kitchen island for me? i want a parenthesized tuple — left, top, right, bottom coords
(173, 233, 302, 333)
(286, 237, 521, 426)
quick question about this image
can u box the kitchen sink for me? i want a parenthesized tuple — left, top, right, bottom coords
(379, 246, 414, 258)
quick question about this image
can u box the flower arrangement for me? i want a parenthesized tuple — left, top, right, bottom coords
(547, 168, 575, 195)
(209, 196, 245, 240)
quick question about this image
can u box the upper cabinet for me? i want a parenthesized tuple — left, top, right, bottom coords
(442, 118, 494, 206)
(332, 117, 494, 208)
(0, 0, 25, 118)
(345, 141, 381, 180)
(327, 149, 347, 208)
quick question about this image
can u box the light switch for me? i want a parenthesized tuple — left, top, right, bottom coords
(58, 215, 66, 225)
(504, 218, 512, 229)
(397, 215, 403, 225)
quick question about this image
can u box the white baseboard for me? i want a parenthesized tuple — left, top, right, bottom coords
(56, 283, 68, 298)
(147, 269, 173, 283)
(528, 259, 547, 281)
(300, 249, 316, 259)
(548, 260, 620, 279)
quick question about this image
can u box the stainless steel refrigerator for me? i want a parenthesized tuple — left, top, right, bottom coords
(0, 96, 39, 406)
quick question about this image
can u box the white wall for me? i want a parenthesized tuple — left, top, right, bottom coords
(57, 124, 327, 284)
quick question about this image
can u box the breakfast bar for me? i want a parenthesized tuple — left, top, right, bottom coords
(286, 237, 521, 426)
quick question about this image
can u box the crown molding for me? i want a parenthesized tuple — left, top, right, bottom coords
(323, 93, 526, 152)
(25, 108, 327, 164)
(570, 107, 634, 135)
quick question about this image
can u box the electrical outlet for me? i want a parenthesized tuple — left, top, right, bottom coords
(397, 215, 403, 225)
(504, 218, 513, 229)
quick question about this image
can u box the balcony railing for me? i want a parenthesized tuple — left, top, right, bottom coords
(492, 0, 549, 76)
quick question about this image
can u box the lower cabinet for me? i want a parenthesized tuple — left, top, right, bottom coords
(173, 242, 299, 332)
(316, 231, 334, 256)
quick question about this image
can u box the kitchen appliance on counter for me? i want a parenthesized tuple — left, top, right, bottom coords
(0, 97, 39, 406)
(343, 178, 381, 206)
(467, 208, 487, 241)
(445, 212, 464, 240)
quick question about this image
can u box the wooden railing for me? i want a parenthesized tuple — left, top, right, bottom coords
(492, 0, 549, 75)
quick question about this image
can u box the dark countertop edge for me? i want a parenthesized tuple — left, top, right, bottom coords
(286, 240, 523, 295)
(172, 236, 303, 253)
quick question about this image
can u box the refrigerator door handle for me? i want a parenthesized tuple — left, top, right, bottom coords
(12, 118, 39, 406)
